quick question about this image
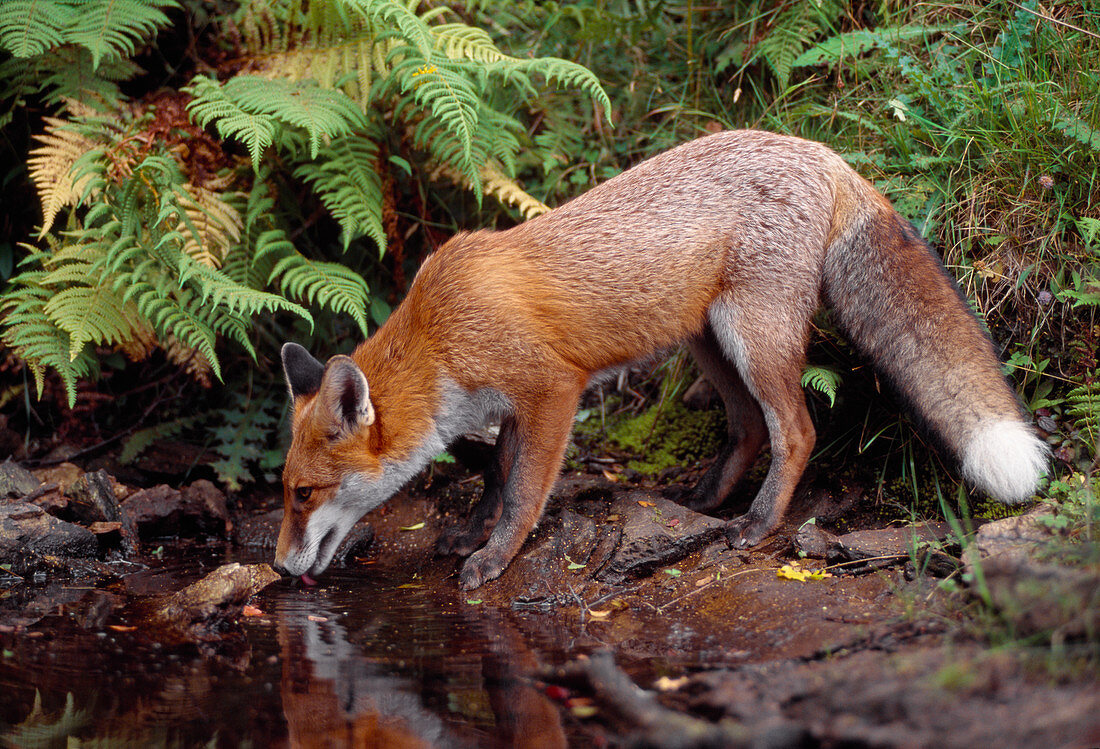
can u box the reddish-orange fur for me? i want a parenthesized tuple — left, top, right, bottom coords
(276, 130, 1046, 589)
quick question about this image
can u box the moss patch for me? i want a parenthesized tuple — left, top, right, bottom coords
(606, 399, 725, 477)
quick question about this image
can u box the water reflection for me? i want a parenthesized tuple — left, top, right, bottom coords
(0, 558, 572, 747)
(276, 574, 568, 748)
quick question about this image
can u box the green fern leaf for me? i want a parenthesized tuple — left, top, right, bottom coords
(801, 365, 842, 407)
(294, 133, 386, 252)
(340, 0, 434, 60)
(66, 0, 178, 69)
(120, 414, 199, 464)
(177, 253, 313, 323)
(42, 284, 134, 360)
(391, 58, 481, 191)
(0, 0, 73, 57)
(185, 76, 277, 171)
(268, 252, 370, 335)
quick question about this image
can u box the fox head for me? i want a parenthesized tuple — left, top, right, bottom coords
(275, 342, 385, 581)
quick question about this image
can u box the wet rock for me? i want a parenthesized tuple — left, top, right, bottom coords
(0, 502, 97, 560)
(69, 470, 122, 523)
(330, 524, 376, 566)
(180, 480, 230, 535)
(595, 492, 725, 584)
(234, 508, 284, 548)
(121, 482, 227, 538)
(29, 486, 70, 517)
(0, 459, 40, 499)
(148, 562, 281, 643)
(31, 462, 83, 494)
(793, 521, 838, 559)
(829, 522, 955, 576)
(962, 506, 1054, 568)
(497, 509, 609, 605)
(7, 547, 118, 583)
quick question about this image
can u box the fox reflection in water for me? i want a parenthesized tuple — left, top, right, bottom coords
(276, 595, 567, 748)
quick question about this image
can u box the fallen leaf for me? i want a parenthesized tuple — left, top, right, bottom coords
(399, 521, 426, 531)
(667, 518, 681, 528)
(637, 500, 655, 507)
(307, 615, 328, 622)
(695, 575, 713, 587)
(605, 514, 621, 522)
(601, 470, 620, 482)
(663, 568, 682, 577)
(466, 599, 483, 605)
(588, 609, 612, 619)
(108, 625, 137, 632)
(777, 563, 832, 582)
(654, 675, 689, 691)
(242, 604, 264, 617)
(397, 583, 424, 589)
(565, 554, 586, 570)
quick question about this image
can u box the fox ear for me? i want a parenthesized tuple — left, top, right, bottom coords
(281, 342, 325, 399)
(319, 355, 375, 435)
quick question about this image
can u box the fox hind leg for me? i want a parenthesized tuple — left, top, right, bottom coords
(708, 301, 816, 548)
(684, 328, 768, 512)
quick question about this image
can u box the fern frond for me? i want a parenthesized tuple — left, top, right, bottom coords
(432, 162, 549, 219)
(28, 116, 103, 236)
(0, 0, 74, 57)
(0, 273, 96, 405)
(340, 0, 434, 60)
(757, 0, 843, 90)
(173, 185, 244, 267)
(268, 252, 370, 335)
(801, 365, 842, 407)
(66, 0, 178, 69)
(120, 413, 200, 464)
(294, 132, 386, 252)
(390, 56, 481, 189)
(185, 76, 277, 170)
(1066, 381, 1100, 454)
(186, 75, 366, 165)
(42, 284, 135, 361)
(177, 254, 312, 323)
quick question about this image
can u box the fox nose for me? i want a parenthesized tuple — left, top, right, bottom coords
(271, 561, 288, 576)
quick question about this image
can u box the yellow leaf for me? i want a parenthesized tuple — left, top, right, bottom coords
(776, 564, 811, 582)
(400, 521, 426, 531)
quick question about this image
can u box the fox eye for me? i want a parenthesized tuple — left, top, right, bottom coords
(293, 486, 313, 505)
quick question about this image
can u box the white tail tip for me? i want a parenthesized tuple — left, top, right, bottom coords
(961, 420, 1049, 504)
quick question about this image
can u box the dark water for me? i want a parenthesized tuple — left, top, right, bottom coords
(0, 548, 591, 747)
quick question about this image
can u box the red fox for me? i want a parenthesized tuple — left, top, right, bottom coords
(274, 130, 1048, 589)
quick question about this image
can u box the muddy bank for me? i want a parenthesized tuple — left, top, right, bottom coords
(1, 457, 1098, 746)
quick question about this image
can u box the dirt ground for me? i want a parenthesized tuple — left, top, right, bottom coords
(347, 466, 1100, 748)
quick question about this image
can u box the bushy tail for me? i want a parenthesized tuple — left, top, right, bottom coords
(821, 177, 1048, 503)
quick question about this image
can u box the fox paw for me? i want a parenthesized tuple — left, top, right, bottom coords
(458, 547, 508, 590)
(724, 514, 773, 549)
(436, 522, 494, 558)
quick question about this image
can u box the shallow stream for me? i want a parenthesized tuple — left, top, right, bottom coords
(1, 546, 631, 747)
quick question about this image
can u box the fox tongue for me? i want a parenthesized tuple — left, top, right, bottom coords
(300, 573, 317, 586)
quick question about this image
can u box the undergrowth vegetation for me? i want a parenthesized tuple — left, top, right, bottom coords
(0, 1, 1097, 514)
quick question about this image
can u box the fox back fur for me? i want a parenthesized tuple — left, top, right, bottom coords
(276, 130, 1048, 589)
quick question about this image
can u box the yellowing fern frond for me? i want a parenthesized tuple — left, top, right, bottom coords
(163, 334, 213, 387)
(175, 185, 244, 267)
(28, 117, 99, 237)
(432, 162, 548, 220)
